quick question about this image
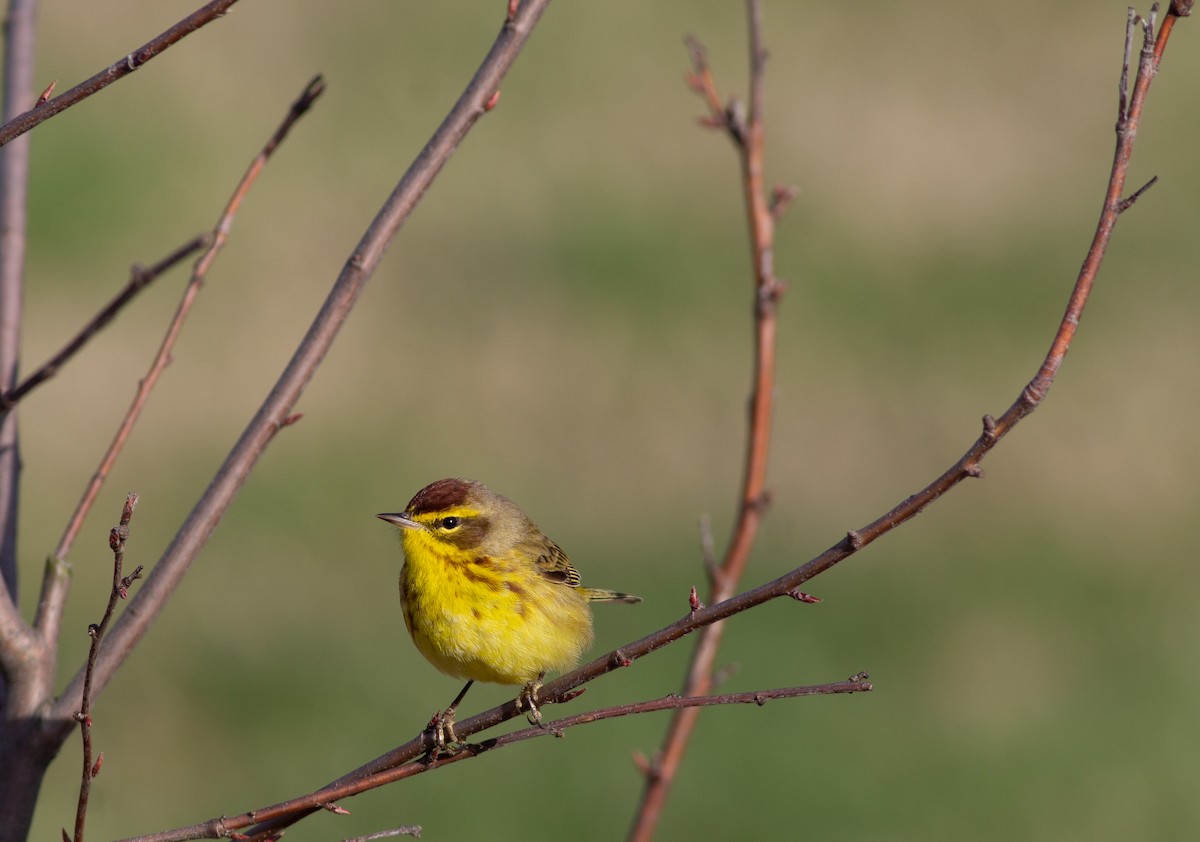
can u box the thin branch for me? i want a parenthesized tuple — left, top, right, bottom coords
(0, 0, 241, 150)
(341, 828, 422, 842)
(71, 493, 142, 842)
(0, 233, 209, 414)
(631, 2, 784, 837)
(45, 0, 550, 750)
(32, 77, 324, 667)
(119, 680, 871, 842)
(626, 3, 1183, 837)
(62, 4, 1196, 840)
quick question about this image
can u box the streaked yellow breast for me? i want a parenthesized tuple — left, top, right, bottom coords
(399, 532, 594, 686)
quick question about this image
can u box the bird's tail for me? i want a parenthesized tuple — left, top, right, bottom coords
(581, 587, 642, 604)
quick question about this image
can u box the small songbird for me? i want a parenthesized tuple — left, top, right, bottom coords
(378, 478, 640, 748)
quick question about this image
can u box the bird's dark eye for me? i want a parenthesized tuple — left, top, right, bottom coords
(440, 516, 460, 530)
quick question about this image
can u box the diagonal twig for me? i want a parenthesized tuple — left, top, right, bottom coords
(0, 233, 210, 415)
(33, 76, 325, 666)
(45, 0, 549, 763)
(117, 679, 872, 842)
(627, 2, 1187, 838)
(0, 0, 241, 150)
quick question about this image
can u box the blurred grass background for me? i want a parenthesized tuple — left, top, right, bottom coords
(14, 0, 1200, 839)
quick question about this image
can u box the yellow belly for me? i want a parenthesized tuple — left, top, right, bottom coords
(399, 548, 594, 686)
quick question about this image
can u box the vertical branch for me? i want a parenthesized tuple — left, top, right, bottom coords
(629, 1, 788, 838)
(630, 4, 1190, 839)
(71, 493, 143, 842)
(0, 4, 39, 831)
(0, 0, 36, 637)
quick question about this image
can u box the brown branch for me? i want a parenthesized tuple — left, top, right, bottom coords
(38, 3, 1189, 839)
(70, 493, 142, 842)
(0, 4, 41, 834)
(631, 2, 785, 837)
(0, 233, 210, 414)
(0, 0, 241, 150)
(0, 72, 326, 842)
(341, 828, 423, 842)
(623, 3, 1183, 837)
(118, 680, 871, 842)
(44, 0, 550, 758)
(34, 76, 324, 662)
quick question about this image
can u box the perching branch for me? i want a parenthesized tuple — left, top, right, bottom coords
(109, 4, 1187, 840)
(119, 679, 872, 842)
(0, 0, 241, 150)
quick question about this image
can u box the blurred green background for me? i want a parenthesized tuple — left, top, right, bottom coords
(14, 1, 1200, 839)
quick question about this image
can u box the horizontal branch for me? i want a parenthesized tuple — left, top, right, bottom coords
(119, 679, 871, 842)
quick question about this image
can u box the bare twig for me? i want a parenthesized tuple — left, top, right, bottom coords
(631, 3, 785, 837)
(341, 827, 422, 842)
(71, 493, 142, 842)
(45, 75, 323, 575)
(0, 73, 324, 842)
(0, 234, 210, 414)
(39, 3, 1194, 840)
(0, 0, 241, 149)
(119, 680, 870, 842)
(45, 0, 550, 766)
(625, 3, 1187, 839)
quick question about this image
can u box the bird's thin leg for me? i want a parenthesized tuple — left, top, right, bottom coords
(430, 680, 474, 750)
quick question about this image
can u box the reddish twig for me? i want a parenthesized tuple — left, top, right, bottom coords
(0, 234, 210, 415)
(625, 3, 1186, 839)
(0, 77, 328, 836)
(631, 3, 787, 837)
(117, 679, 870, 842)
(0, 0, 241, 150)
(70, 493, 143, 842)
(42, 75, 323, 591)
(45, 4, 1193, 840)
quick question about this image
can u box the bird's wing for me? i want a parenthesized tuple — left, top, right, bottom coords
(534, 537, 582, 588)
